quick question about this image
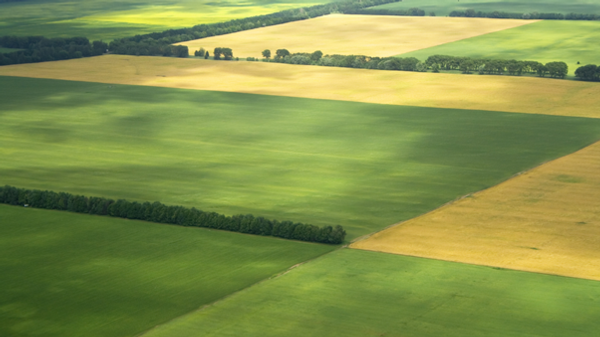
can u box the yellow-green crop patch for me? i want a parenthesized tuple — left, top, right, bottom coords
(0, 0, 322, 41)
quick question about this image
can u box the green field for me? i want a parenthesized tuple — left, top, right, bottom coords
(0, 204, 333, 337)
(0, 0, 321, 41)
(3, 76, 600, 240)
(141, 249, 600, 337)
(399, 20, 600, 75)
(372, 0, 600, 16)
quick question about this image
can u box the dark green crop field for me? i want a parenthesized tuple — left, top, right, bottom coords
(2, 76, 600, 240)
(141, 249, 600, 337)
(0, 204, 333, 337)
(399, 20, 600, 75)
(372, 0, 600, 16)
(0, 0, 321, 40)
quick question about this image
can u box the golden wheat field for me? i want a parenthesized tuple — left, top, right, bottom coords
(177, 14, 535, 57)
(351, 141, 600, 281)
(2, 55, 599, 118)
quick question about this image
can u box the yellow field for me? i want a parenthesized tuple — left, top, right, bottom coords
(352, 141, 600, 281)
(2, 55, 599, 118)
(177, 14, 535, 57)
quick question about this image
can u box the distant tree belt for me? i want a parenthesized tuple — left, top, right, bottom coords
(0, 185, 347, 244)
(107, 0, 401, 56)
(262, 50, 569, 79)
(575, 64, 600, 81)
(344, 7, 426, 16)
(448, 9, 599, 21)
(0, 36, 108, 66)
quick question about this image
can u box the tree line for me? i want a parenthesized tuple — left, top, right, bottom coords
(107, 0, 400, 56)
(256, 49, 569, 78)
(344, 7, 427, 16)
(0, 185, 346, 244)
(575, 64, 600, 81)
(425, 55, 568, 78)
(0, 36, 107, 66)
(449, 9, 600, 21)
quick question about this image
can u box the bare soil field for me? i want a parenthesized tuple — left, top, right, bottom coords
(352, 141, 600, 281)
(2, 55, 599, 118)
(177, 14, 535, 57)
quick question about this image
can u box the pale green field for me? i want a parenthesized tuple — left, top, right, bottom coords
(399, 20, 600, 75)
(0, 0, 321, 40)
(373, 0, 600, 16)
(141, 249, 600, 337)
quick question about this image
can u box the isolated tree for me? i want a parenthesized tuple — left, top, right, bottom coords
(575, 64, 599, 81)
(546, 61, 568, 79)
(194, 47, 205, 57)
(213, 47, 222, 60)
(275, 49, 290, 60)
(262, 49, 271, 59)
(204, 51, 209, 59)
(310, 50, 323, 62)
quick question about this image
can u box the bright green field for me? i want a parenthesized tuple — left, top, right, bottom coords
(0, 0, 320, 41)
(399, 20, 600, 75)
(372, 0, 600, 16)
(141, 249, 600, 337)
(0, 204, 333, 337)
(3, 76, 600, 240)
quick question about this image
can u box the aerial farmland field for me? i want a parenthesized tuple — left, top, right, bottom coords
(140, 249, 600, 337)
(3, 76, 600, 240)
(372, 0, 600, 16)
(177, 14, 533, 57)
(352, 140, 600, 280)
(0, 204, 333, 337)
(400, 20, 600, 75)
(0, 0, 322, 40)
(3, 0, 600, 336)
(2, 56, 600, 117)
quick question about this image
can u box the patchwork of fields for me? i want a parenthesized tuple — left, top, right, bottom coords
(0, 0, 321, 40)
(0, 204, 333, 337)
(177, 14, 534, 57)
(400, 20, 600, 75)
(372, 0, 600, 16)
(352, 140, 600, 280)
(1, 56, 600, 117)
(140, 249, 600, 337)
(3, 5, 600, 337)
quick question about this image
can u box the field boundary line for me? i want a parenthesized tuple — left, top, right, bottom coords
(350, 139, 600, 245)
(135, 245, 346, 337)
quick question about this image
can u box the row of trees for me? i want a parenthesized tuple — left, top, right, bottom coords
(257, 50, 569, 78)
(107, 39, 188, 57)
(344, 7, 427, 16)
(0, 36, 108, 66)
(425, 55, 569, 78)
(449, 9, 600, 21)
(0, 185, 346, 244)
(107, 0, 400, 56)
(575, 64, 600, 81)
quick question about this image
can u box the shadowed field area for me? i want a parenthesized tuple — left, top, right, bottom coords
(2, 76, 600, 240)
(352, 141, 600, 281)
(400, 20, 600, 75)
(177, 14, 534, 57)
(1, 56, 600, 118)
(139, 249, 600, 337)
(0, 204, 333, 337)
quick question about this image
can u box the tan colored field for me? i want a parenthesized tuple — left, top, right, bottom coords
(352, 141, 600, 281)
(1, 55, 599, 118)
(177, 14, 535, 57)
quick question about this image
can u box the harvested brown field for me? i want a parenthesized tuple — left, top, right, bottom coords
(177, 14, 535, 57)
(352, 141, 600, 281)
(1, 55, 599, 118)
